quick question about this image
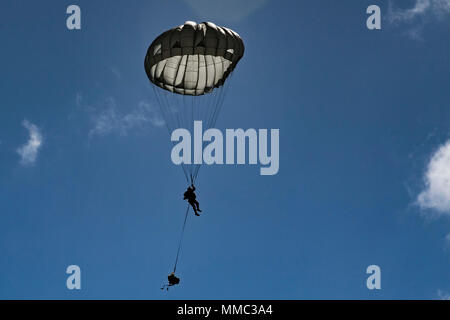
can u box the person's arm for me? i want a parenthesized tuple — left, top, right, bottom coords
(192, 185, 196, 191)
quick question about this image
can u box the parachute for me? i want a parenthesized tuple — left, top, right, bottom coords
(145, 21, 244, 287)
(144, 21, 244, 184)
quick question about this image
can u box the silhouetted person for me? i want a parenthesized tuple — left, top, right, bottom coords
(184, 184, 202, 216)
(161, 272, 180, 290)
(168, 272, 180, 286)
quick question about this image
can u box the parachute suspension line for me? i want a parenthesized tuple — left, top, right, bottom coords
(206, 65, 226, 128)
(206, 89, 220, 129)
(152, 69, 235, 185)
(152, 85, 172, 134)
(191, 94, 194, 135)
(175, 93, 193, 184)
(205, 72, 232, 133)
(191, 80, 225, 182)
(175, 99, 190, 184)
(212, 72, 233, 128)
(191, 91, 214, 182)
(192, 73, 234, 182)
(189, 92, 203, 185)
(153, 85, 190, 184)
(207, 86, 224, 130)
(173, 204, 190, 273)
(215, 72, 233, 126)
(185, 93, 194, 186)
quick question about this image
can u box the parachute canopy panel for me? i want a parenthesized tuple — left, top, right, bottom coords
(145, 21, 244, 96)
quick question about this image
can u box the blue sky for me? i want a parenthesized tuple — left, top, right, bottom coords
(1, 0, 450, 299)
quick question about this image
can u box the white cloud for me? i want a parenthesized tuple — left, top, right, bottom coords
(389, 0, 450, 22)
(438, 290, 450, 300)
(136, 101, 165, 127)
(183, 0, 269, 23)
(433, 0, 450, 15)
(16, 120, 43, 166)
(388, 0, 450, 39)
(416, 140, 450, 216)
(86, 96, 164, 137)
(388, 0, 433, 22)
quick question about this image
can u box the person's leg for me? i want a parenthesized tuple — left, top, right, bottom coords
(189, 200, 199, 215)
(194, 200, 201, 212)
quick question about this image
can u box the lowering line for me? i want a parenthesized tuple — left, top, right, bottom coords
(173, 204, 190, 273)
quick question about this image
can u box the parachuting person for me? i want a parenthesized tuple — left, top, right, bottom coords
(183, 184, 202, 216)
(145, 21, 244, 290)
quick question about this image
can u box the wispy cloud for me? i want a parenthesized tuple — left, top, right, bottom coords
(438, 289, 450, 300)
(388, 0, 432, 23)
(76, 94, 164, 137)
(16, 120, 43, 166)
(388, 0, 450, 39)
(445, 234, 450, 249)
(183, 0, 269, 23)
(389, 0, 450, 22)
(111, 67, 121, 80)
(416, 140, 450, 216)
